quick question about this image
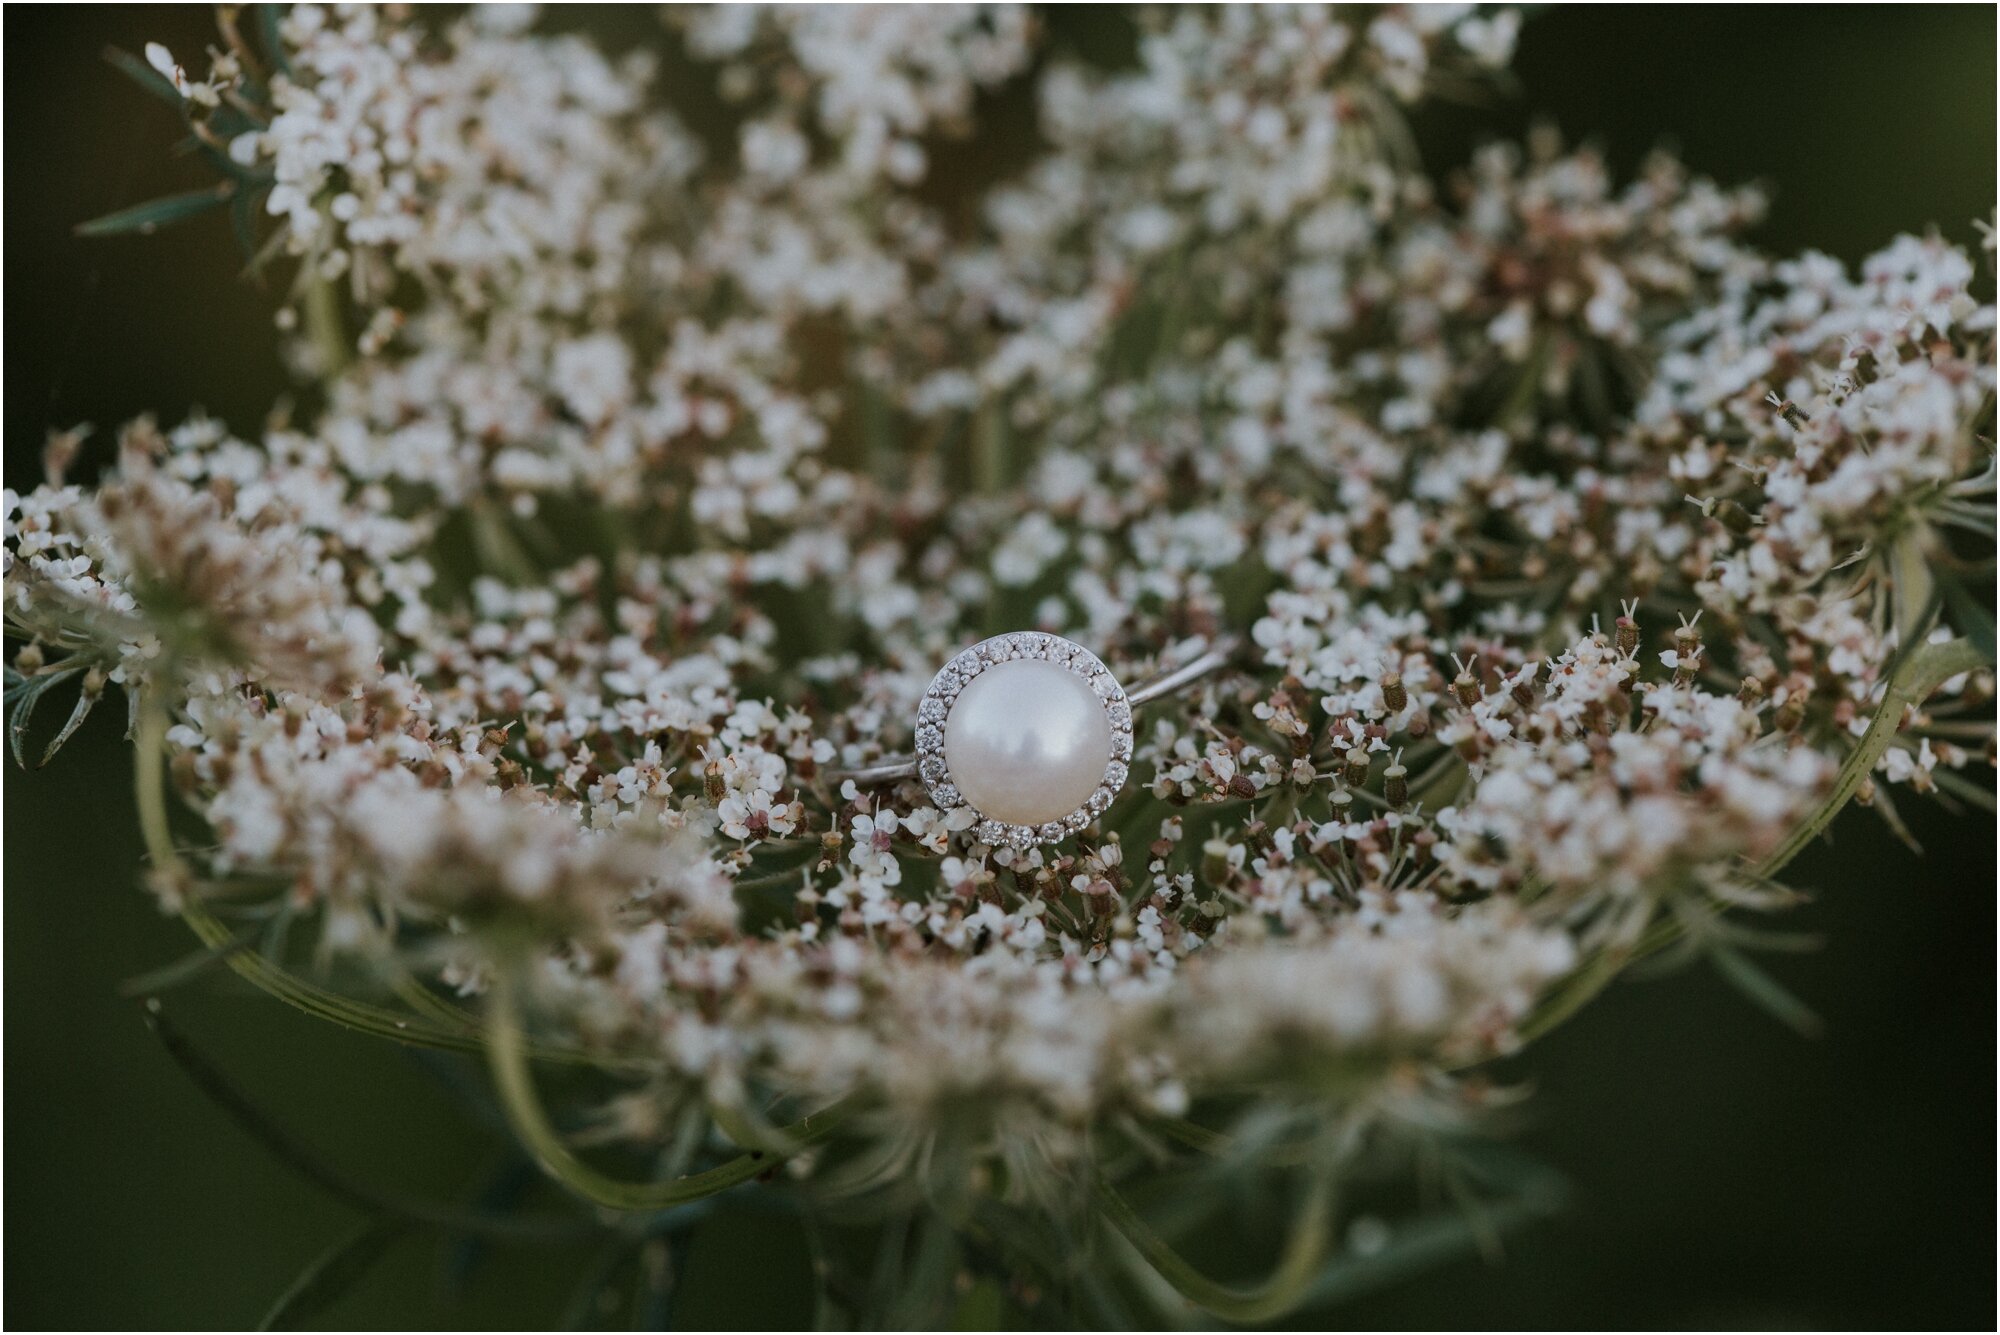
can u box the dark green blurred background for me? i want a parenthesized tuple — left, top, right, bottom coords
(5, 6, 1994, 1329)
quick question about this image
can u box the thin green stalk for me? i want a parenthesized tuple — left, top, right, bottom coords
(484, 970, 847, 1211)
(302, 272, 348, 379)
(257, 1218, 404, 1331)
(134, 684, 186, 881)
(1096, 1168, 1334, 1324)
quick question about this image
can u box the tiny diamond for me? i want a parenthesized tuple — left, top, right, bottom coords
(934, 782, 962, 807)
(916, 723, 942, 751)
(1111, 733, 1132, 761)
(1038, 821, 1066, 842)
(1103, 761, 1128, 789)
(1087, 787, 1114, 814)
(1063, 810, 1091, 833)
(975, 819, 1006, 844)
(919, 698, 946, 723)
(920, 756, 946, 784)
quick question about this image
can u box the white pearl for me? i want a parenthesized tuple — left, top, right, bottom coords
(944, 659, 1112, 827)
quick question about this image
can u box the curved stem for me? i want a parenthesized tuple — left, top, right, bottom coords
(136, 685, 651, 1068)
(181, 900, 479, 1052)
(133, 684, 186, 882)
(484, 969, 846, 1212)
(1096, 1167, 1334, 1324)
(140, 684, 459, 1045)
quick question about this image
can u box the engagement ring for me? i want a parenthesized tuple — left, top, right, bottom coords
(840, 632, 1238, 848)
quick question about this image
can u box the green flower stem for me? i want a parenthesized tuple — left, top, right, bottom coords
(302, 271, 349, 380)
(133, 684, 186, 882)
(387, 970, 482, 1032)
(180, 900, 476, 1050)
(1095, 1167, 1334, 1324)
(484, 969, 846, 1211)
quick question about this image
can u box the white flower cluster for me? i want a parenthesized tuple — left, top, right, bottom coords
(6, 5, 1991, 1237)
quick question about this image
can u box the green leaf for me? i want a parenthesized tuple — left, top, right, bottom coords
(1936, 565, 1996, 664)
(103, 45, 186, 106)
(118, 927, 258, 997)
(258, 1218, 403, 1331)
(37, 677, 103, 766)
(77, 185, 234, 238)
(1932, 769, 1996, 812)
(7, 665, 84, 768)
(231, 184, 265, 264)
(257, 4, 295, 78)
(1708, 942, 1823, 1038)
(1889, 524, 1940, 650)
(1295, 1184, 1567, 1311)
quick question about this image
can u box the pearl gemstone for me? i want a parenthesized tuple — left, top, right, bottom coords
(943, 658, 1112, 827)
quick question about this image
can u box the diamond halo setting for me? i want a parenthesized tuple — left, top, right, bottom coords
(914, 632, 1135, 849)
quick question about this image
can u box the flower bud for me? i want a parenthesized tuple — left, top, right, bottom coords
(1199, 839, 1234, 887)
(1380, 671, 1407, 713)
(1451, 654, 1482, 707)
(1614, 599, 1640, 658)
(1713, 499, 1758, 535)
(1383, 751, 1409, 807)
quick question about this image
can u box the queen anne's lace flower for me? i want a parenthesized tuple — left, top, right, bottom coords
(5, 6, 1991, 1323)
